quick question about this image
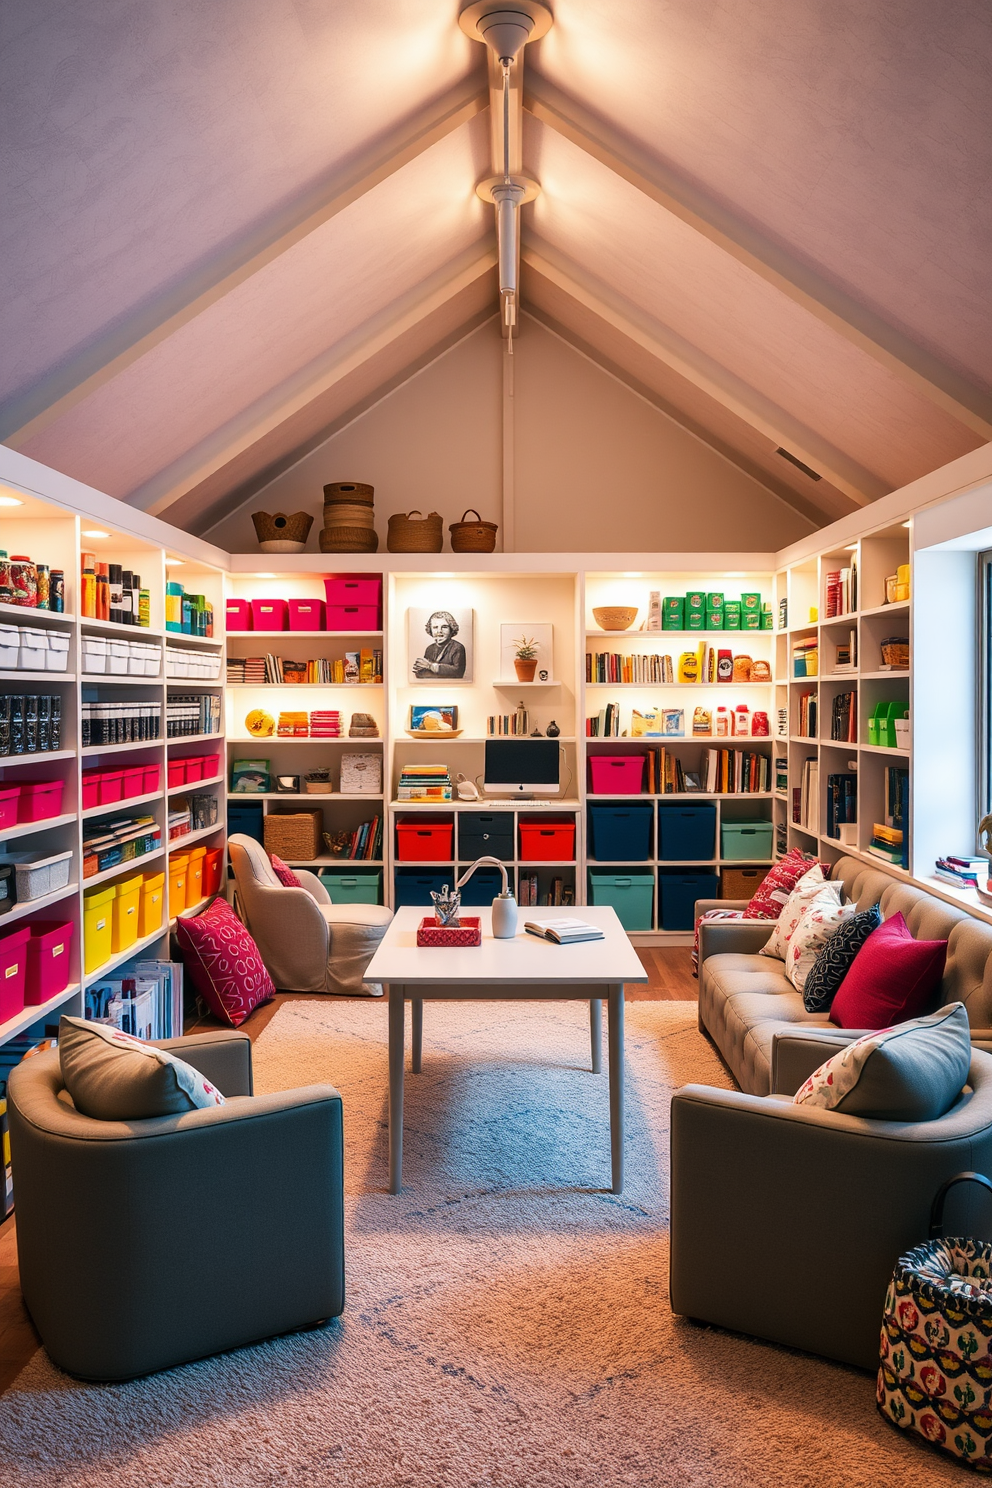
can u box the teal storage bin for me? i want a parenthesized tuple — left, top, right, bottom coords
(720, 820, 774, 860)
(319, 870, 382, 905)
(588, 872, 654, 932)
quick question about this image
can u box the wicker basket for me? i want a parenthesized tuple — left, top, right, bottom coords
(387, 510, 443, 553)
(304, 781, 334, 794)
(721, 866, 767, 900)
(319, 525, 379, 553)
(263, 810, 323, 861)
(323, 482, 374, 505)
(449, 508, 498, 553)
(880, 638, 909, 669)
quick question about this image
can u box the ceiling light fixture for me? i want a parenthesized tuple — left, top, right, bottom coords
(82, 529, 111, 539)
(165, 558, 185, 567)
(0, 495, 24, 507)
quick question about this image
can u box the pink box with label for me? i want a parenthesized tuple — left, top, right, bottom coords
(326, 604, 380, 631)
(226, 599, 252, 631)
(250, 598, 288, 631)
(288, 598, 326, 631)
(588, 755, 647, 795)
(25, 920, 74, 1004)
(323, 577, 381, 608)
(121, 766, 145, 800)
(15, 780, 66, 823)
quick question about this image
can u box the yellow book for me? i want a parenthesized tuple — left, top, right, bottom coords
(333, 658, 345, 684)
(360, 649, 374, 683)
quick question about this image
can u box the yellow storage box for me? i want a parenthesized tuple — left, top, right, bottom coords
(168, 853, 189, 916)
(186, 845, 207, 911)
(111, 873, 143, 955)
(139, 871, 165, 938)
(83, 884, 117, 974)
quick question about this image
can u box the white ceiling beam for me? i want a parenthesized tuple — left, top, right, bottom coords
(523, 241, 886, 507)
(525, 77, 992, 441)
(0, 76, 488, 448)
(127, 243, 498, 517)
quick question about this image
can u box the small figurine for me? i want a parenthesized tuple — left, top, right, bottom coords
(546, 720, 560, 737)
(530, 728, 543, 737)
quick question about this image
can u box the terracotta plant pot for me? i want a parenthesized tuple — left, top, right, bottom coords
(514, 658, 538, 682)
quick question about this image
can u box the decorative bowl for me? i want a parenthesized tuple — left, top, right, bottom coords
(593, 606, 638, 631)
(407, 728, 463, 739)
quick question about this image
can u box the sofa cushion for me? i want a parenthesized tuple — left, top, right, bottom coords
(269, 853, 303, 887)
(699, 953, 833, 1095)
(802, 904, 883, 1013)
(794, 1002, 970, 1120)
(58, 1016, 226, 1120)
(175, 898, 276, 1029)
(761, 868, 839, 961)
(830, 911, 948, 1029)
(745, 848, 829, 919)
(785, 896, 857, 992)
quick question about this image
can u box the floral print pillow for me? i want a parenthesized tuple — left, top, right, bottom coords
(785, 896, 856, 992)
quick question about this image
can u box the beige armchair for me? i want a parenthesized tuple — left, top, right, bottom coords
(227, 833, 392, 995)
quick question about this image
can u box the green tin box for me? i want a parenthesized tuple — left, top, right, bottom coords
(706, 592, 724, 611)
(685, 590, 706, 612)
(705, 609, 724, 629)
(741, 592, 762, 612)
(742, 611, 761, 629)
(662, 597, 685, 629)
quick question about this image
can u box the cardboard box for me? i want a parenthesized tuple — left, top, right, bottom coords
(741, 592, 761, 612)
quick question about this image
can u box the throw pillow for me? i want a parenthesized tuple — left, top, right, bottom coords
(785, 895, 857, 993)
(830, 911, 948, 1029)
(270, 853, 303, 888)
(59, 1016, 226, 1120)
(175, 898, 275, 1029)
(794, 1002, 970, 1121)
(802, 904, 883, 1013)
(760, 867, 840, 961)
(745, 848, 829, 919)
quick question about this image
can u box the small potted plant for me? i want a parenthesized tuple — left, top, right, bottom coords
(513, 636, 539, 682)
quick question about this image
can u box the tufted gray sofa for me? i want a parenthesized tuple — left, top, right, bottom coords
(696, 856, 992, 1096)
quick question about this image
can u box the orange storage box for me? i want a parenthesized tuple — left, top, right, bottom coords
(186, 845, 207, 908)
(202, 846, 224, 898)
(168, 853, 189, 915)
(518, 820, 576, 862)
(139, 872, 165, 937)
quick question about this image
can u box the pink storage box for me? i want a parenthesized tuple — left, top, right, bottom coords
(15, 780, 65, 823)
(199, 755, 220, 781)
(326, 604, 379, 631)
(324, 577, 381, 608)
(25, 919, 74, 1005)
(288, 598, 326, 631)
(0, 925, 30, 1023)
(98, 770, 124, 806)
(0, 786, 20, 831)
(250, 598, 288, 631)
(121, 766, 145, 799)
(168, 759, 186, 790)
(81, 771, 100, 811)
(142, 763, 162, 794)
(226, 599, 252, 631)
(183, 757, 204, 783)
(588, 755, 647, 795)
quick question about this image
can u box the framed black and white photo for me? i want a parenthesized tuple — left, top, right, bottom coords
(408, 607, 474, 683)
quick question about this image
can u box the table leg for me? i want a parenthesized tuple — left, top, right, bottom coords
(589, 998, 603, 1073)
(608, 983, 625, 1193)
(388, 985, 405, 1194)
(412, 998, 423, 1073)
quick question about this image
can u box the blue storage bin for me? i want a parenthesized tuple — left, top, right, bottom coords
(457, 867, 505, 906)
(658, 870, 720, 931)
(588, 804, 653, 862)
(227, 802, 264, 845)
(458, 812, 514, 861)
(588, 872, 655, 932)
(657, 805, 716, 861)
(393, 869, 455, 908)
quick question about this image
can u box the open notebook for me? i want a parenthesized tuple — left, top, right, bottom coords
(524, 918, 605, 945)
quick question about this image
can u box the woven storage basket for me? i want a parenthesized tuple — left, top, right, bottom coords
(387, 510, 443, 553)
(263, 810, 323, 860)
(319, 525, 379, 553)
(304, 781, 334, 794)
(881, 638, 910, 668)
(323, 482, 374, 506)
(449, 508, 498, 553)
(721, 866, 766, 900)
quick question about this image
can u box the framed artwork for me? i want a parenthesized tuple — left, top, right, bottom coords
(410, 704, 458, 732)
(499, 623, 554, 682)
(409, 607, 473, 683)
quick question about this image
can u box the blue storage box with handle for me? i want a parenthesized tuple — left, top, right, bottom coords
(658, 870, 720, 930)
(319, 870, 382, 905)
(657, 805, 716, 861)
(588, 872, 654, 931)
(393, 869, 455, 907)
(588, 804, 653, 862)
(227, 801, 264, 845)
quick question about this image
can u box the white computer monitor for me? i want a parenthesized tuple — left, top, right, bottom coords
(483, 739, 560, 798)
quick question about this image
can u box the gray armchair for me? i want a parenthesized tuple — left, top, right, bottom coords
(7, 1031, 344, 1381)
(670, 1033, 992, 1370)
(228, 833, 392, 995)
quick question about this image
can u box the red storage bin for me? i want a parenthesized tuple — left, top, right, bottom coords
(202, 846, 224, 897)
(142, 763, 162, 794)
(15, 780, 65, 823)
(183, 756, 204, 783)
(519, 820, 576, 862)
(199, 755, 220, 781)
(0, 926, 30, 1023)
(226, 598, 252, 631)
(250, 598, 288, 631)
(396, 819, 454, 862)
(167, 759, 186, 790)
(326, 604, 380, 631)
(25, 920, 74, 1005)
(121, 766, 145, 800)
(98, 770, 124, 805)
(324, 577, 381, 608)
(81, 771, 101, 811)
(0, 786, 20, 831)
(589, 755, 646, 795)
(288, 598, 326, 631)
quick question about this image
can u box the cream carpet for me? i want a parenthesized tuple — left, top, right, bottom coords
(0, 999, 959, 1487)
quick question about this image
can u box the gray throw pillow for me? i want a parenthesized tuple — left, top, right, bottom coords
(59, 1016, 226, 1120)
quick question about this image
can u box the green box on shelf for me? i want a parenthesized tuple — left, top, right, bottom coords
(588, 872, 654, 932)
(720, 820, 774, 860)
(662, 598, 685, 629)
(742, 611, 761, 630)
(686, 610, 705, 630)
(318, 869, 382, 905)
(706, 592, 724, 612)
(760, 610, 774, 629)
(723, 601, 741, 629)
(869, 701, 908, 748)
(705, 609, 724, 629)
(685, 590, 706, 612)
(741, 592, 762, 612)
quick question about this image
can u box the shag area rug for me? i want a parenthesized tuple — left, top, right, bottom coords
(0, 999, 959, 1486)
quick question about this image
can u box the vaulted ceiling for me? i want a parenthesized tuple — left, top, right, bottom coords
(3, 0, 989, 538)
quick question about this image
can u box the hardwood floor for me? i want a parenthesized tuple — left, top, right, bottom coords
(0, 947, 696, 1394)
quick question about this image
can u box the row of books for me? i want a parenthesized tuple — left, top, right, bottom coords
(825, 772, 857, 839)
(86, 961, 183, 1040)
(701, 748, 771, 794)
(166, 694, 222, 736)
(487, 713, 530, 735)
(830, 691, 857, 743)
(794, 758, 819, 831)
(227, 652, 382, 685)
(83, 811, 161, 877)
(517, 872, 574, 907)
(337, 815, 383, 860)
(397, 764, 452, 801)
(797, 692, 817, 738)
(587, 652, 676, 684)
(824, 563, 857, 618)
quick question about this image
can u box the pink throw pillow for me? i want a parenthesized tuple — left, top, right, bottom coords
(745, 848, 830, 919)
(176, 898, 275, 1028)
(270, 853, 303, 888)
(830, 912, 947, 1030)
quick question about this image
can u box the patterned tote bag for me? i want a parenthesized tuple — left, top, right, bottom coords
(878, 1172, 992, 1472)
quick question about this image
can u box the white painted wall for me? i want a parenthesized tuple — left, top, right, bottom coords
(205, 314, 812, 553)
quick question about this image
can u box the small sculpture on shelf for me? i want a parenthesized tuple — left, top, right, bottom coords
(430, 885, 462, 927)
(546, 720, 560, 737)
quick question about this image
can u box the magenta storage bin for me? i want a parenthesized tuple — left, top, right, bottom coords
(0, 925, 30, 1023)
(0, 786, 20, 831)
(226, 599, 252, 631)
(121, 765, 145, 799)
(288, 598, 326, 631)
(142, 763, 162, 794)
(183, 756, 204, 783)
(98, 770, 124, 805)
(326, 604, 379, 631)
(16, 780, 66, 823)
(199, 755, 220, 781)
(168, 759, 186, 789)
(25, 920, 74, 1005)
(250, 598, 288, 631)
(82, 771, 101, 810)
(589, 755, 647, 795)
(324, 577, 381, 609)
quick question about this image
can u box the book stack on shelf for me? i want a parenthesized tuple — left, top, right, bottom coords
(825, 773, 857, 838)
(934, 856, 989, 891)
(85, 961, 183, 1039)
(830, 691, 857, 742)
(396, 765, 452, 802)
(793, 637, 818, 677)
(702, 748, 770, 794)
(794, 758, 819, 831)
(867, 766, 909, 868)
(824, 564, 857, 617)
(797, 693, 817, 738)
(518, 873, 573, 908)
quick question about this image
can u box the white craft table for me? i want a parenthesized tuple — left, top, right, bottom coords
(365, 905, 647, 1194)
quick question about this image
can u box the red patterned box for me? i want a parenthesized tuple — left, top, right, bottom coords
(416, 917, 482, 948)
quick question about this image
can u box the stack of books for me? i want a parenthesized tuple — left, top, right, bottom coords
(934, 856, 989, 890)
(240, 657, 268, 684)
(83, 813, 161, 876)
(797, 691, 818, 737)
(86, 961, 184, 1040)
(868, 823, 905, 866)
(226, 657, 247, 684)
(793, 638, 818, 677)
(830, 691, 857, 742)
(309, 710, 343, 738)
(397, 764, 452, 801)
(824, 565, 857, 618)
(825, 773, 857, 838)
(276, 710, 309, 737)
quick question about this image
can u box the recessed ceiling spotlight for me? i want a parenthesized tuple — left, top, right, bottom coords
(82, 529, 111, 539)
(165, 558, 185, 567)
(0, 495, 24, 507)
(254, 572, 276, 579)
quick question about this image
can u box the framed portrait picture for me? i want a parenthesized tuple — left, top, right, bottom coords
(409, 607, 474, 683)
(499, 623, 554, 683)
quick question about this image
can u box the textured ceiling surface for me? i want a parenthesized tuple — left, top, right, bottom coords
(2, 0, 989, 536)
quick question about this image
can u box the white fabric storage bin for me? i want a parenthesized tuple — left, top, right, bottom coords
(2, 849, 73, 900)
(81, 635, 108, 674)
(18, 627, 48, 670)
(0, 624, 19, 669)
(46, 631, 70, 671)
(107, 639, 129, 674)
(143, 643, 162, 676)
(127, 641, 145, 675)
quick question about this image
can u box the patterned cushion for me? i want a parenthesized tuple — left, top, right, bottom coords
(691, 908, 746, 973)
(785, 895, 857, 992)
(802, 904, 883, 1013)
(760, 867, 840, 961)
(58, 1015, 226, 1120)
(175, 898, 275, 1029)
(745, 848, 829, 919)
(269, 853, 303, 887)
